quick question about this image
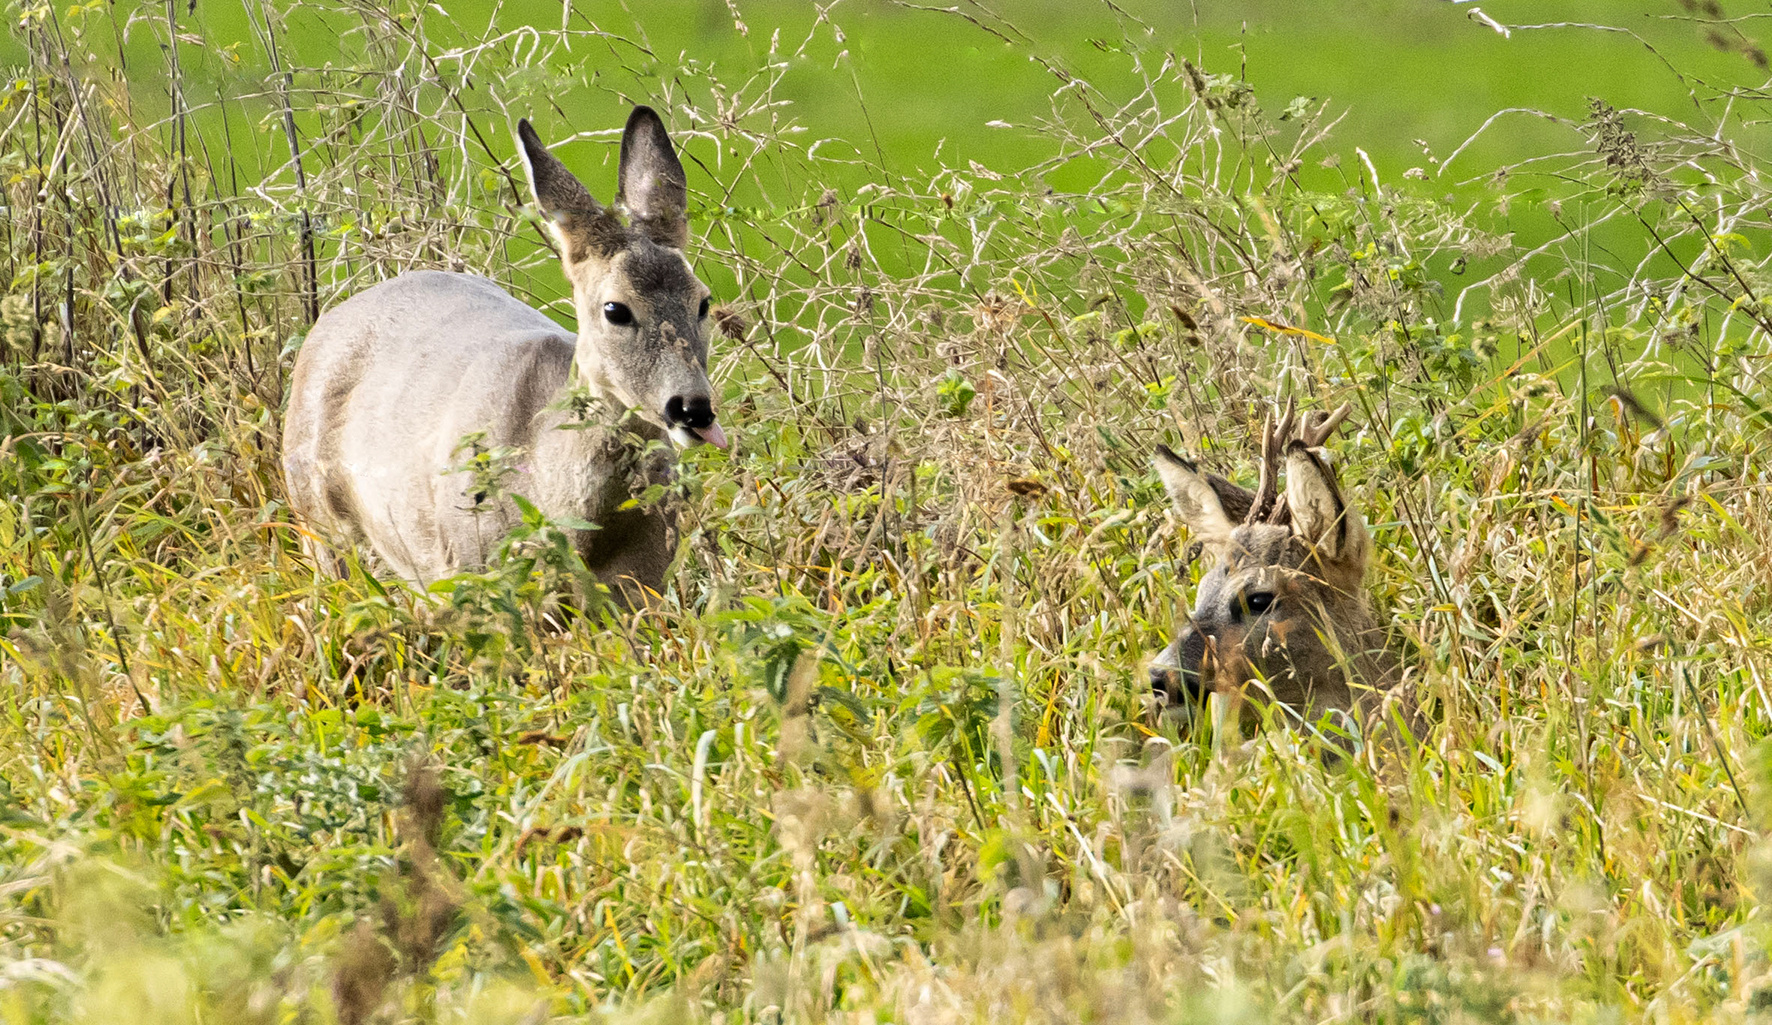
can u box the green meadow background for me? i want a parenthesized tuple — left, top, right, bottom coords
(47, 0, 1772, 304)
(77, 0, 1767, 176)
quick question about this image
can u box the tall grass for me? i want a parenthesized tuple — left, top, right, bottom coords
(3, 1, 1772, 1022)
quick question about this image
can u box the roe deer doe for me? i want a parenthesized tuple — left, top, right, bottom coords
(1148, 402, 1405, 732)
(282, 107, 725, 603)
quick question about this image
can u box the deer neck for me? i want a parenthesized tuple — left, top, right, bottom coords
(519, 358, 670, 525)
(567, 336, 637, 411)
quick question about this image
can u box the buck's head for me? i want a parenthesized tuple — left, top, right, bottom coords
(1149, 405, 1382, 723)
(517, 109, 726, 449)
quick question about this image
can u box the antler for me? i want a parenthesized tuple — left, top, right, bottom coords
(1243, 399, 1294, 525)
(1243, 399, 1353, 524)
(1298, 402, 1351, 448)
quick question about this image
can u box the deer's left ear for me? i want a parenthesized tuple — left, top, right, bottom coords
(1285, 441, 1369, 569)
(618, 106, 689, 249)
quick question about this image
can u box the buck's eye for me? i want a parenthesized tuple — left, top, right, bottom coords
(698, 297, 710, 319)
(603, 302, 634, 326)
(1241, 591, 1277, 617)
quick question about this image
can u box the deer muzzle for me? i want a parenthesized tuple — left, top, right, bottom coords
(664, 394, 728, 449)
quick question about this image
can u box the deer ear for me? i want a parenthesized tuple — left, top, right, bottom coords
(517, 119, 615, 259)
(618, 106, 689, 249)
(1284, 441, 1369, 567)
(517, 119, 601, 224)
(1155, 445, 1237, 542)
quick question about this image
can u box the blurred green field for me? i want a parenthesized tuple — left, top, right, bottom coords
(74, 0, 1760, 340)
(80, 0, 1769, 179)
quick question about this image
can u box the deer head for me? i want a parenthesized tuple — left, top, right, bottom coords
(1150, 401, 1394, 726)
(516, 108, 726, 449)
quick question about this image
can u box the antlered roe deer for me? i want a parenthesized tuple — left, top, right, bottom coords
(1149, 402, 1405, 730)
(282, 108, 726, 603)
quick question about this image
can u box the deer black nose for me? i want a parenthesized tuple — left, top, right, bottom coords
(664, 395, 715, 430)
(1151, 662, 1203, 706)
(1150, 664, 1178, 702)
(1178, 629, 1208, 697)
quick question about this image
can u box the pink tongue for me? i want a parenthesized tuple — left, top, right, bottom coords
(695, 422, 730, 450)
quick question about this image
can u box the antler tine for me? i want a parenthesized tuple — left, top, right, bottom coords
(1299, 402, 1352, 449)
(1244, 397, 1296, 524)
(1272, 397, 1300, 451)
(1242, 409, 1276, 525)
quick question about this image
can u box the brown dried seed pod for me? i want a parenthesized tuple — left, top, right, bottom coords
(712, 304, 750, 340)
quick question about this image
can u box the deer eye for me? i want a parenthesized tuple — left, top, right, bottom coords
(1241, 591, 1276, 618)
(698, 297, 710, 319)
(603, 301, 634, 326)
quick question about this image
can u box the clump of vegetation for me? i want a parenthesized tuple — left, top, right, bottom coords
(4, 1, 1772, 1022)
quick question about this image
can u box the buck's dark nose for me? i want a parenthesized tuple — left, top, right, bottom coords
(1151, 662, 1204, 705)
(1152, 626, 1210, 708)
(1150, 663, 1179, 703)
(664, 395, 715, 430)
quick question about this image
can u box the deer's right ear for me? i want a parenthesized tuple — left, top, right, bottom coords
(517, 119, 604, 253)
(1155, 445, 1236, 542)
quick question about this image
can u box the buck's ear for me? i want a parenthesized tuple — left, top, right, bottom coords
(618, 106, 690, 249)
(1203, 472, 1256, 524)
(1154, 445, 1236, 541)
(1285, 441, 1369, 568)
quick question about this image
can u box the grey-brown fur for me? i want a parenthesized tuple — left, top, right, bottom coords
(1149, 410, 1403, 730)
(283, 108, 722, 603)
